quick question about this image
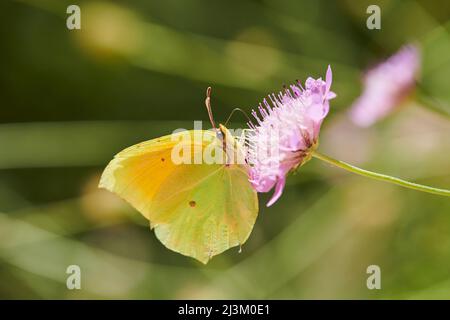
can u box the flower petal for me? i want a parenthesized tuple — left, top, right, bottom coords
(326, 65, 333, 94)
(266, 176, 286, 207)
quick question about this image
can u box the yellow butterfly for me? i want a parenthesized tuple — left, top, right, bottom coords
(99, 88, 258, 264)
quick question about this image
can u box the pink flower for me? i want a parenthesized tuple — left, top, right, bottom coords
(245, 66, 336, 206)
(349, 45, 420, 127)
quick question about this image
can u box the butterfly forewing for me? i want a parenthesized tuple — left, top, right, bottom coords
(99, 129, 258, 263)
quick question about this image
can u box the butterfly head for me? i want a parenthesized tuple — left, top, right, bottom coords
(218, 124, 233, 143)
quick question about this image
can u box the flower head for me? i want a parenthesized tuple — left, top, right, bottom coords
(245, 66, 336, 206)
(349, 45, 420, 127)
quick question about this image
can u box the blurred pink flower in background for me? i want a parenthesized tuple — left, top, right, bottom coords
(349, 45, 420, 127)
(246, 66, 336, 206)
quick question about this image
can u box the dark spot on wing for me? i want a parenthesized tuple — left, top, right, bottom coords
(189, 200, 196, 207)
(161, 157, 165, 162)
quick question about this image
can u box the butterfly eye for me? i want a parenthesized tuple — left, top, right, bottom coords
(216, 130, 224, 141)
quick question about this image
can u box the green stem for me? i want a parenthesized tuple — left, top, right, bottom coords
(312, 151, 450, 197)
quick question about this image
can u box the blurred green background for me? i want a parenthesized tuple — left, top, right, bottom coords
(0, 0, 449, 299)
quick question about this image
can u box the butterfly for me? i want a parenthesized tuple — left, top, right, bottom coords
(99, 88, 259, 264)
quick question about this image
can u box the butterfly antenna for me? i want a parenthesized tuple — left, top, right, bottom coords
(205, 87, 217, 130)
(224, 108, 252, 127)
